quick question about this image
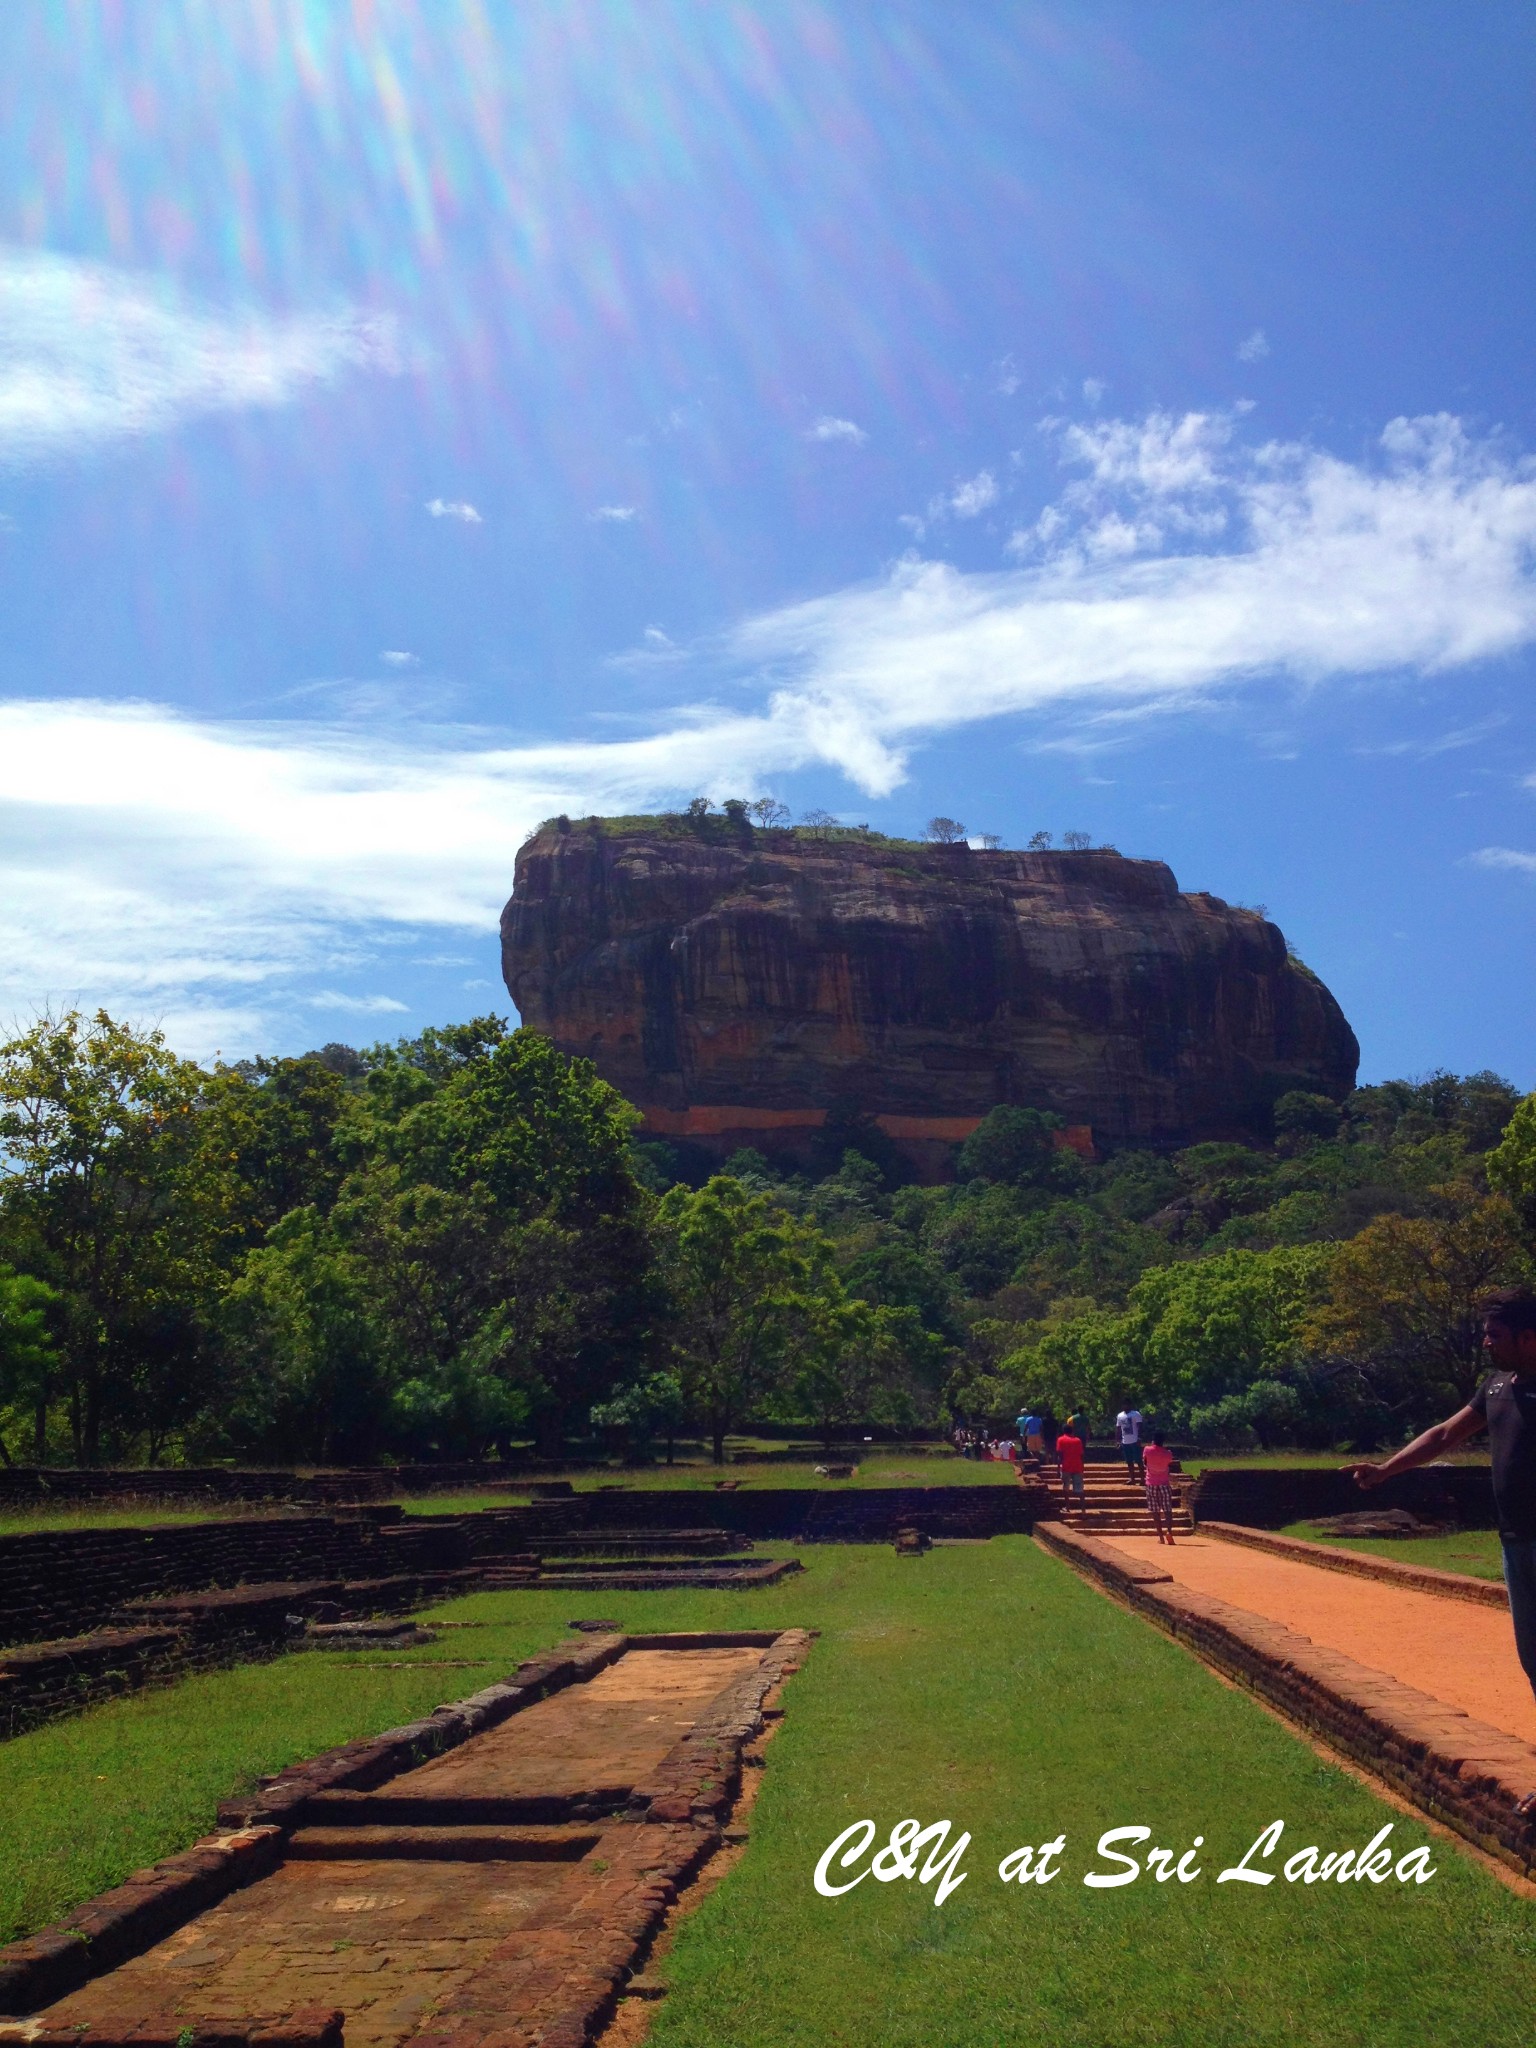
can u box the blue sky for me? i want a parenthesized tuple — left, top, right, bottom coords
(1, 2, 1534, 1086)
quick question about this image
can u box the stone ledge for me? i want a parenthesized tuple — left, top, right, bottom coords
(1201, 1519, 1508, 1607)
(1036, 1520, 1536, 1880)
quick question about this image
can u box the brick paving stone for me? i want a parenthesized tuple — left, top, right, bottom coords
(4, 1633, 812, 2048)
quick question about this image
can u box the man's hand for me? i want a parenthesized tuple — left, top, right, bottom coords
(1342, 1461, 1387, 1489)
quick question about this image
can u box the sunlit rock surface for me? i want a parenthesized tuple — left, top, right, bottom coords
(501, 818, 1358, 1167)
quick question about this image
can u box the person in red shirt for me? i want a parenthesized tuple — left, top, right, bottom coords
(1142, 1432, 1177, 1544)
(1055, 1426, 1085, 1512)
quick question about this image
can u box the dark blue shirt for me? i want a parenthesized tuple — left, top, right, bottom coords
(1470, 1371, 1536, 1541)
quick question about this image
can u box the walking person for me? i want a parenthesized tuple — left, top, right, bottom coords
(1114, 1402, 1144, 1482)
(1346, 1288, 1536, 1807)
(1055, 1421, 1086, 1515)
(1142, 1432, 1177, 1545)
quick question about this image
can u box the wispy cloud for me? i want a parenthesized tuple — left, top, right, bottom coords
(1358, 713, 1510, 760)
(1469, 848, 1536, 875)
(949, 469, 998, 517)
(4, 409, 1535, 1051)
(591, 503, 638, 522)
(808, 415, 867, 444)
(0, 247, 403, 464)
(307, 991, 410, 1014)
(381, 650, 420, 669)
(1237, 328, 1271, 363)
(426, 498, 482, 523)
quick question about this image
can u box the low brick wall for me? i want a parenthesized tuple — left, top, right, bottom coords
(1036, 1519, 1536, 1881)
(1202, 1520, 1509, 1608)
(0, 1513, 472, 1650)
(1190, 1462, 1496, 1530)
(0, 1569, 484, 1737)
(0, 1481, 1043, 1655)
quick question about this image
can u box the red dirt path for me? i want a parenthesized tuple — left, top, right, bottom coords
(1103, 1533, 1536, 1745)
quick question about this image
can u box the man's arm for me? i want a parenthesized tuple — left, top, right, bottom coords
(1342, 1404, 1485, 1489)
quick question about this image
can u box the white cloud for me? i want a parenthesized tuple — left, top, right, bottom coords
(643, 626, 674, 648)
(4, 409, 1535, 1053)
(1237, 328, 1271, 362)
(1082, 377, 1107, 405)
(1471, 847, 1536, 875)
(949, 470, 999, 518)
(426, 498, 482, 523)
(308, 991, 410, 1014)
(381, 650, 420, 668)
(0, 247, 403, 463)
(808, 416, 867, 445)
(591, 503, 637, 522)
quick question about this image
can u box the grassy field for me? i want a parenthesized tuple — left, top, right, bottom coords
(1, 1544, 1534, 2044)
(1279, 1522, 1506, 1581)
(397, 1452, 1019, 1513)
(0, 1449, 1019, 1533)
(1182, 1449, 1493, 1474)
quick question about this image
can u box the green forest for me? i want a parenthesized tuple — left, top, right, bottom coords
(2, 1006, 1536, 1466)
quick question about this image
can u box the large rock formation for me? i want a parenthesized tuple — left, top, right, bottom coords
(501, 817, 1359, 1169)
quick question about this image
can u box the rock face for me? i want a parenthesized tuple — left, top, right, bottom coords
(501, 818, 1359, 1167)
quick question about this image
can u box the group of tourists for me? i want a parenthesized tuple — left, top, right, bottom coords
(1000, 1400, 1180, 1543)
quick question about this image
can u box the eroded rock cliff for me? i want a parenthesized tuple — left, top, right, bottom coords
(501, 817, 1359, 1165)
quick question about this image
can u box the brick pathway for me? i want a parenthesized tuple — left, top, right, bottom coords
(1103, 1533, 1536, 1743)
(0, 1630, 810, 2048)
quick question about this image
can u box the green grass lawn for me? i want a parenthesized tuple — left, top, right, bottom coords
(1183, 1449, 1493, 1474)
(1278, 1522, 1506, 1582)
(396, 1452, 1020, 1513)
(1, 1544, 1534, 2044)
(0, 1502, 303, 1536)
(0, 1450, 1013, 1533)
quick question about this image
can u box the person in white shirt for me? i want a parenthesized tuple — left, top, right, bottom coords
(1114, 1405, 1144, 1481)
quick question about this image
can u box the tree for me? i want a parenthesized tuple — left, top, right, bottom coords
(747, 796, 791, 830)
(220, 1207, 395, 1462)
(0, 1266, 58, 1464)
(1062, 830, 1092, 852)
(198, 1054, 352, 1248)
(925, 816, 966, 844)
(0, 1011, 225, 1463)
(1304, 1188, 1532, 1414)
(1012, 1243, 1333, 1426)
(590, 1370, 688, 1463)
(1488, 1094, 1536, 1228)
(655, 1176, 830, 1462)
(1026, 832, 1053, 851)
(335, 1021, 659, 1455)
(977, 833, 1003, 850)
(1273, 1090, 1343, 1150)
(957, 1106, 1065, 1188)
(785, 1294, 914, 1447)
(801, 808, 839, 837)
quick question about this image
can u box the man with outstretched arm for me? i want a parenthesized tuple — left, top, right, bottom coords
(1345, 1288, 1536, 1808)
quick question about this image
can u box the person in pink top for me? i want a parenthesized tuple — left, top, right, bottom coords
(1142, 1432, 1177, 1544)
